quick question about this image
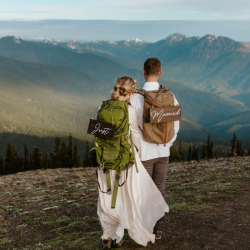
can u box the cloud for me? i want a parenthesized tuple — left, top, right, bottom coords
(0, 11, 59, 13)
(0, 4, 66, 20)
(104, 0, 250, 11)
(97, 0, 250, 17)
(0, 0, 249, 20)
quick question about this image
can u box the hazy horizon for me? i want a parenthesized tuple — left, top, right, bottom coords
(1, 20, 250, 42)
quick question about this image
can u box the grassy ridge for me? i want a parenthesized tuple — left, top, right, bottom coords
(0, 157, 249, 249)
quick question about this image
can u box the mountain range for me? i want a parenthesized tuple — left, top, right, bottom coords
(54, 34, 250, 107)
(0, 34, 249, 155)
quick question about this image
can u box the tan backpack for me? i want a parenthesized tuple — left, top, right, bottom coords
(135, 85, 181, 146)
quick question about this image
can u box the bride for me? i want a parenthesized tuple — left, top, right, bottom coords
(97, 76, 169, 249)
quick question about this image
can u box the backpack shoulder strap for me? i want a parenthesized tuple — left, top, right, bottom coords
(133, 87, 147, 97)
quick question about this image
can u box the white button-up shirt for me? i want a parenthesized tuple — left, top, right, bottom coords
(130, 82, 180, 161)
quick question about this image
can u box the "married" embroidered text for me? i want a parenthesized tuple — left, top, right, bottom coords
(151, 108, 181, 123)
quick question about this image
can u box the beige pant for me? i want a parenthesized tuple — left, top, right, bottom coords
(141, 157, 169, 230)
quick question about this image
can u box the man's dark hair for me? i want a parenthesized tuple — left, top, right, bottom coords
(144, 58, 161, 76)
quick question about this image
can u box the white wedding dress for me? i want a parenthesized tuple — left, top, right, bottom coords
(97, 105, 169, 246)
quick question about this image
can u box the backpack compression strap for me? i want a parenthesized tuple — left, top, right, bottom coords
(106, 171, 112, 194)
(111, 170, 121, 208)
(129, 133, 139, 173)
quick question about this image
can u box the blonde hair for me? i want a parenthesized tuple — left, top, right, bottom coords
(111, 76, 137, 100)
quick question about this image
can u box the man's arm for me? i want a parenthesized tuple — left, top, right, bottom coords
(166, 94, 180, 147)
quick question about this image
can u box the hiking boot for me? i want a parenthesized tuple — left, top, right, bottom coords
(102, 238, 112, 250)
(154, 215, 164, 240)
(154, 230, 162, 240)
(112, 238, 124, 248)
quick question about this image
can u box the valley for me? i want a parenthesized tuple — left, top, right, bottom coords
(0, 34, 249, 156)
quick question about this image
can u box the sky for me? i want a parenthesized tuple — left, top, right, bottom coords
(0, 0, 250, 21)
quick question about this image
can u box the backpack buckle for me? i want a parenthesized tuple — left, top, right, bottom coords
(107, 188, 112, 195)
(115, 174, 120, 180)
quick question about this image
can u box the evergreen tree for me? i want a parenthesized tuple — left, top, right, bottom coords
(206, 134, 211, 159)
(201, 144, 207, 159)
(0, 156, 3, 175)
(83, 140, 92, 167)
(16, 155, 24, 173)
(192, 145, 199, 161)
(169, 145, 182, 163)
(192, 144, 196, 161)
(31, 147, 41, 170)
(52, 137, 61, 168)
(48, 154, 53, 169)
(90, 146, 97, 167)
(11, 145, 19, 173)
(24, 143, 29, 171)
(4, 139, 14, 174)
(41, 152, 48, 169)
(235, 139, 240, 156)
(208, 140, 214, 159)
(29, 153, 32, 169)
(196, 147, 199, 161)
(67, 134, 74, 168)
(187, 144, 192, 162)
(230, 133, 237, 157)
(73, 144, 81, 167)
(235, 139, 244, 157)
(215, 152, 219, 159)
(178, 139, 184, 161)
(240, 142, 244, 156)
(222, 150, 225, 158)
(247, 146, 250, 156)
(206, 133, 214, 160)
(59, 140, 67, 168)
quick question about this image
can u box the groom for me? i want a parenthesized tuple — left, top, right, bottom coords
(130, 58, 180, 239)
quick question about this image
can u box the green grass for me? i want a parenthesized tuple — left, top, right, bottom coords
(165, 157, 250, 212)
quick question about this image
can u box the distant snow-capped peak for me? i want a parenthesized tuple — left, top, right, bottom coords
(164, 33, 187, 43)
(29, 36, 60, 43)
(42, 39, 57, 45)
(30, 36, 48, 41)
(67, 40, 78, 50)
(108, 41, 117, 45)
(22, 38, 32, 42)
(205, 35, 219, 42)
(92, 40, 102, 44)
(13, 36, 22, 44)
(126, 38, 144, 43)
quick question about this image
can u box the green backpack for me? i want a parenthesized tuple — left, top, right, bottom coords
(94, 99, 138, 208)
